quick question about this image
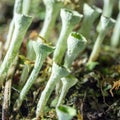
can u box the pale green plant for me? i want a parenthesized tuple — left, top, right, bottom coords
(35, 10, 83, 118)
(111, 0, 120, 48)
(87, 16, 115, 69)
(19, 40, 36, 88)
(97, 0, 114, 32)
(4, 0, 23, 51)
(103, 0, 114, 17)
(19, 0, 64, 87)
(36, 63, 69, 118)
(4, 0, 31, 51)
(14, 41, 54, 110)
(39, 0, 63, 40)
(0, 13, 32, 87)
(57, 75, 78, 106)
(64, 32, 87, 69)
(56, 32, 87, 106)
(22, 0, 31, 14)
(53, 8, 83, 65)
(54, 9, 82, 95)
(56, 105, 76, 120)
(0, 42, 3, 65)
(29, 0, 42, 18)
(79, 3, 101, 39)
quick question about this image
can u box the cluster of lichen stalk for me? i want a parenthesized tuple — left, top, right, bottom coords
(0, 0, 119, 119)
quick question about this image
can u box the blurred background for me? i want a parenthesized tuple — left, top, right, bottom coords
(0, 0, 119, 48)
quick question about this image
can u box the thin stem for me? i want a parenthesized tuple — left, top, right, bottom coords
(13, 0, 23, 14)
(97, 0, 114, 32)
(88, 16, 115, 64)
(79, 3, 101, 39)
(22, 0, 31, 14)
(0, 14, 32, 86)
(88, 31, 105, 62)
(23, 9, 82, 108)
(111, 1, 120, 47)
(53, 8, 83, 65)
(14, 54, 45, 110)
(0, 42, 3, 64)
(103, 0, 114, 17)
(56, 32, 87, 106)
(39, 0, 63, 40)
(19, 40, 35, 88)
(57, 75, 78, 106)
(4, 0, 23, 51)
(4, 20, 15, 51)
(19, 0, 63, 85)
(2, 80, 12, 120)
(14, 42, 54, 110)
(36, 63, 69, 118)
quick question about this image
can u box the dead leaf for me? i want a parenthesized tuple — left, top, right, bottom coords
(110, 80, 120, 97)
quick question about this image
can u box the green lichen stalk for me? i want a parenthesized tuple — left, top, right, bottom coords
(88, 16, 115, 65)
(57, 32, 87, 106)
(103, 0, 114, 17)
(4, 0, 23, 51)
(0, 13, 32, 87)
(22, 0, 31, 14)
(64, 32, 87, 69)
(35, 10, 82, 114)
(111, 0, 120, 48)
(19, 40, 35, 88)
(53, 9, 82, 96)
(36, 63, 69, 118)
(14, 41, 54, 110)
(19, 0, 63, 86)
(97, 0, 114, 32)
(0, 42, 3, 65)
(56, 105, 76, 120)
(53, 8, 83, 65)
(79, 3, 101, 39)
(39, 0, 63, 40)
(57, 75, 78, 106)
